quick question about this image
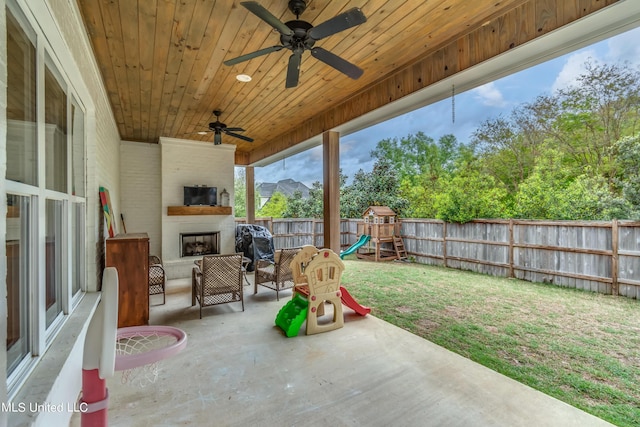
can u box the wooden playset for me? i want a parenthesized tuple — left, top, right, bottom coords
(354, 206, 407, 262)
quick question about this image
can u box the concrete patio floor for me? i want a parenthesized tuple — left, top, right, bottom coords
(72, 273, 613, 427)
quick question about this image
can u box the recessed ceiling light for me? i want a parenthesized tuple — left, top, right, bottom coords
(197, 131, 208, 135)
(236, 74, 252, 82)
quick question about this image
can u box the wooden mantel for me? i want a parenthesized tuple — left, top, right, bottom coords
(167, 206, 232, 216)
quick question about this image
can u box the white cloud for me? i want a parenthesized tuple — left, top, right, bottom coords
(551, 49, 597, 93)
(472, 82, 507, 107)
(549, 26, 640, 94)
(605, 27, 640, 67)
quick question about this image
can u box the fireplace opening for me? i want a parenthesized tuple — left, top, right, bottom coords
(180, 231, 220, 257)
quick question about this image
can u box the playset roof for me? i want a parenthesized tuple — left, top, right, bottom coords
(363, 206, 397, 217)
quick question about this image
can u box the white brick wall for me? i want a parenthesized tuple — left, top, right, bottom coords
(160, 137, 236, 278)
(120, 141, 162, 255)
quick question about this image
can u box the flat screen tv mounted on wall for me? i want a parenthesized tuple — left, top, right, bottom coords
(184, 186, 217, 206)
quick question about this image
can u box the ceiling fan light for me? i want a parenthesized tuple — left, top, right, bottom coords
(236, 74, 252, 82)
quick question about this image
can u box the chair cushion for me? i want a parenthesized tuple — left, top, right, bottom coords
(257, 264, 276, 281)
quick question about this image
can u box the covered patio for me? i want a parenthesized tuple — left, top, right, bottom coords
(3, 1, 640, 426)
(71, 275, 612, 426)
(77, 0, 640, 256)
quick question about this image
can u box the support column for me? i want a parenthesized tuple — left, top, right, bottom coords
(246, 166, 255, 225)
(323, 131, 340, 253)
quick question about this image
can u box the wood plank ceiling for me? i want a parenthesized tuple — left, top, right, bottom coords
(77, 0, 617, 166)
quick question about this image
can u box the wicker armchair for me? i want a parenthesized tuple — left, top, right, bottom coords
(148, 255, 166, 305)
(192, 253, 244, 318)
(254, 247, 300, 300)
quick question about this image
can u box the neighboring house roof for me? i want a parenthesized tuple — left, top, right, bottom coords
(257, 179, 310, 199)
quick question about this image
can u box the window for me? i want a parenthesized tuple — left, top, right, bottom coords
(4, 1, 87, 393)
(45, 59, 68, 193)
(71, 203, 85, 297)
(5, 195, 31, 377)
(71, 97, 86, 298)
(45, 199, 64, 328)
(71, 98, 85, 197)
(5, 8, 37, 186)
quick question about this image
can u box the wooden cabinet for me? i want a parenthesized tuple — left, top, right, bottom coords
(106, 233, 149, 328)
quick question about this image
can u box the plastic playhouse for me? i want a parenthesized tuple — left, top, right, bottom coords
(341, 206, 407, 262)
(275, 246, 370, 337)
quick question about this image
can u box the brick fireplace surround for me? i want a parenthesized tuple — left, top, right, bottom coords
(159, 138, 236, 279)
(116, 138, 235, 279)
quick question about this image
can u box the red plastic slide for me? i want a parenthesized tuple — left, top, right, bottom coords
(340, 286, 371, 316)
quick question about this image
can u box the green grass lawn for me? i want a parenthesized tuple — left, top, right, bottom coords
(340, 259, 640, 427)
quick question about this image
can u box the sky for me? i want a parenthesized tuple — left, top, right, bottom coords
(250, 26, 640, 188)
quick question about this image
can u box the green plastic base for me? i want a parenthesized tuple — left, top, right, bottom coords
(275, 294, 309, 337)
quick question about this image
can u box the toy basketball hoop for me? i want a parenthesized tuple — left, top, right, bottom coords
(80, 267, 187, 427)
(115, 325, 187, 387)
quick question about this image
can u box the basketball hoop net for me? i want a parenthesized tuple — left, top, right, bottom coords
(115, 325, 187, 387)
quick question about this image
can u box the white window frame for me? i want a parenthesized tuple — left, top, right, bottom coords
(5, 0, 88, 398)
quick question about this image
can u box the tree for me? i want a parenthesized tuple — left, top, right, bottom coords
(512, 149, 574, 219)
(562, 174, 633, 220)
(257, 191, 288, 218)
(433, 165, 510, 223)
(234, 168, 247, 218)
(343, 158, 409, 217)
(470, 59, 640, 220)
(370, 133, 466, 217)
(282, 190, 307, 218)
(509, 148, 634, 220)
(613, 134, 640, 216)
(283, 180, 324, 218)
(234, 168, 261, 218)
(541, 60, 640, 182)
(398, 176, 440, 218)
(472, 101, 548, 193)
(371, 132, 463, 184)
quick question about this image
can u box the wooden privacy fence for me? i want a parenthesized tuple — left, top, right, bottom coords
(235, 218, 640, 300)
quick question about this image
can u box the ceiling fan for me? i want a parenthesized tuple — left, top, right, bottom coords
(198, 110, 254, 145)
(224, 1, 367, 88)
